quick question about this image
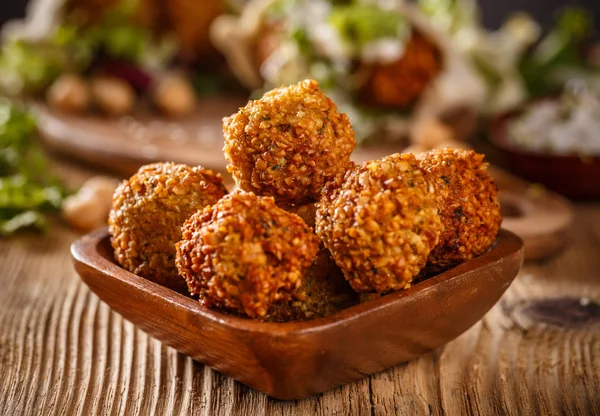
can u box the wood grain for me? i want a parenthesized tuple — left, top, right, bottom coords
(0, 163, 599, 414)
(72, 229, 522, 399)
(490, 167, 574, 261)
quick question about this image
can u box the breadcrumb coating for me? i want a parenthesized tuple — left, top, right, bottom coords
(316, 153, 443, 293)
(109, 162, 227, 292)
(222, 79, 356, 205)
(417, 148, 501, 272)
(175, 191, 320, 318)
(267, 248, 359, 322)
(279, 202, 317, 229)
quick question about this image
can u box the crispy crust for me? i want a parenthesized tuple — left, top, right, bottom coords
(109, 162, 227, 292)
(417, 148, 502, 272)
(266, 248, 359, 322)
(278, 202, 317, 229)
(175, 191, 320, 318)
(316, 153, 442, 293)
(222, 79, 356, 205)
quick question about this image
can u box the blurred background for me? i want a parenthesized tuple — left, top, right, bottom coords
(1, 3, 598, 413)
(0, 0, 599, 236)
(2, 0, 600, 33)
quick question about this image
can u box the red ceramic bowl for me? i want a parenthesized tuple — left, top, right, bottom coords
(490, 111, 600, 200)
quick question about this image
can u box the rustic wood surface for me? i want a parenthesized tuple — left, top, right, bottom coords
(0, 160, 599, 415)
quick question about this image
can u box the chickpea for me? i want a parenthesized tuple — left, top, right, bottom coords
(90, 76, 136, 116)
(152, 73, 196, 117)
(62, 176, 120, 232)
(46, 73, 90, 114)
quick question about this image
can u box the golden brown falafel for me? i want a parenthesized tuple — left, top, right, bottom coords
(278, 202, 318, 229)
(175, 191, 320, 319)
(357, 31, 443, 109)
(278, 162, 361, 229)
(417, 148, 501, 272)
(163, 0, 224, 61)
(316, 153, 443, 293)
(109, 162, 226, 292)
(222, 79, 356, 205)
(267, 248, 359, 322)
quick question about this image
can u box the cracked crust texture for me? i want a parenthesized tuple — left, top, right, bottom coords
(222, 79, 356, 205)
(266, 248, 359, 322)
(316, 153, 443, 293)
(175, 191, 320, 319)
(109, 162, 227, 292)
(278, 202, 318, 229)
(417, 148, 501, 272)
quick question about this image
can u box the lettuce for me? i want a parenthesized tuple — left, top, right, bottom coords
(329, 4, 408, 47)
(0, 100, 67, 235)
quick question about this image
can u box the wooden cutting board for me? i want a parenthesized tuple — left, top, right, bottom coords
(35, 97, 245, 176)
(488, 166, 573, 261)
(36, 104, 573, 260)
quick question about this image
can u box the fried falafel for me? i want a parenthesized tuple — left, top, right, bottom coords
(175, 191, 320, 319)
(278, 202, 318, 229)
(267, 248, 359, 322)
(109, 162, 227, 292)
(316, 153, 443, 293)
(417, 148, 501, 272)
(357, 31, 443, 109)
(222, 79, 356, 205)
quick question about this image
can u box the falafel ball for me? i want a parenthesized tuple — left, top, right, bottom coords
(175, 191, 320, 319)
(222, 79, 356, 205)
(417, 148, 501, 272)
(267, 248, 359, 322)
(164, 0, 224, 61)
(357, 31, 443, 109)
(109, 162, 227, 292)
(316, 153, 443, 293)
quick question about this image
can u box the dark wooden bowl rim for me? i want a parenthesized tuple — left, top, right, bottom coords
(72, 228, 523, 336)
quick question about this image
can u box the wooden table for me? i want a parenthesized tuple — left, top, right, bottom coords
(0, 161, 599, 416)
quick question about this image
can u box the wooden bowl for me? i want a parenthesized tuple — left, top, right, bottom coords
(71, 228, 524, 400)
(490, 112, 600, 200)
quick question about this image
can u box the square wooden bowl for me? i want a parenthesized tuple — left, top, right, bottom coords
(72, 228, 523, 400)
